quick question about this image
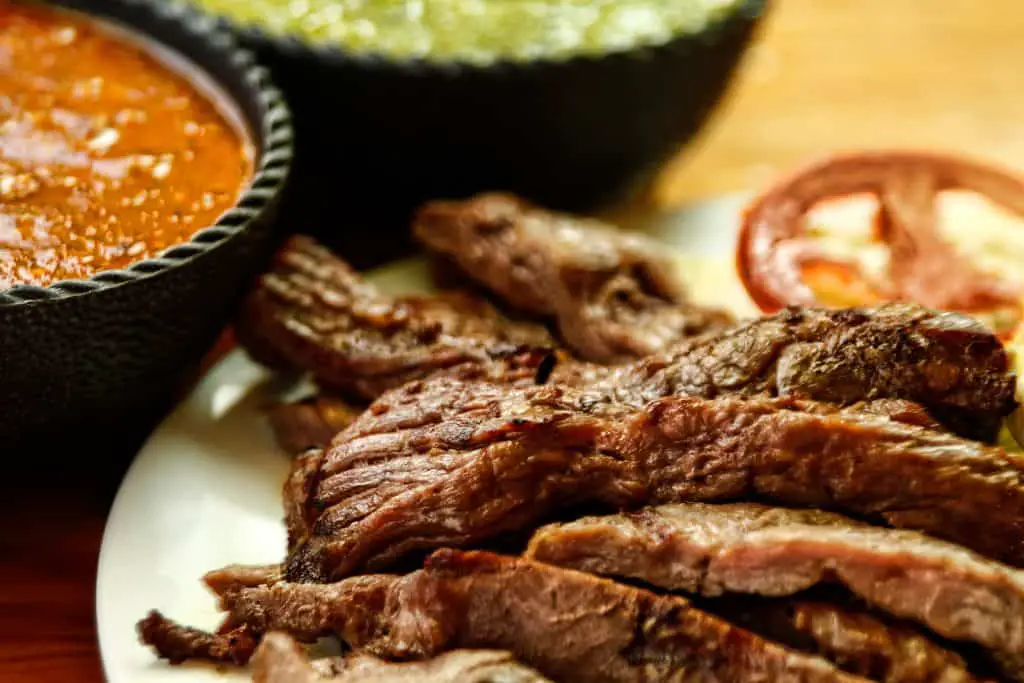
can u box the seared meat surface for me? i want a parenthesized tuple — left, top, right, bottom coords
(415, 193, 734, 362)
(266, 394, 364, 454)
(526, 502, 1024, 660)
(285, 375, 1024, 582)
(252, 633, 552, 683)
(140, 198, 1024, 683)
(712, 599, 986, 683)
(285, 375, 625, 581)
(243, 239, 1016, 441)
(137, 612, 257, 666)
(236, 236, 554, 400)
(143, 550, 865, 682)
(580, 303, 1015, 441)
(238, 235, 1016, 440)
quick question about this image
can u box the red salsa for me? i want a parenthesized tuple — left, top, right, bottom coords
(0, 1, 252, 289)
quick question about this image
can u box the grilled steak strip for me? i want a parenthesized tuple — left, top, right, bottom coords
(582, 303, 1015, 441)
(238, 233, 1014, 439)
(236, 236, 554, 400)
(144, 550, 866, 682)
(137, 611, 257, 665)
(290, 373, 1024, 581)
(414, 193, 734, 363)
(267, 394, 365, 454)
(286, 376, 623, 581)
(712, 599, 986, 683)
(252, 633, 553, 683)
(526, 502, 1024, 659)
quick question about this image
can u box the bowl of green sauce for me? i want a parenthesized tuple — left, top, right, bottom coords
(186, 0, 768, 264)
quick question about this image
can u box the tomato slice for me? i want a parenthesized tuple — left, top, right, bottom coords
(737, 151, 1024, 337)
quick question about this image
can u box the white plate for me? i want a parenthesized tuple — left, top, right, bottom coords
(96, 195, 761, 683)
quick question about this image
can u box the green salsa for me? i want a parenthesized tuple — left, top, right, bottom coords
(192, 0, 744, 63)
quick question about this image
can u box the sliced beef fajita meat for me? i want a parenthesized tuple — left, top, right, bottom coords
(414, 193, 733, 363)
(239, 236, 1014, 439)
(236, 236, 555, 400)
(252, 633, 553, 683)
(285, 375, 1024, 582)
(143, 550, 866, 682)
(581, 303, 1015, 441)
(137, 612, 258, 666)
(526, 502, 1024, 661)
(284, 376, 626, 582)
(267, 394, 365, 454)
(711, 599, 987, 683)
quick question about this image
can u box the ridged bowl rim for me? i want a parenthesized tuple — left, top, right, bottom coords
(0, 0, 294, 306)
(204, 0, 769, 77)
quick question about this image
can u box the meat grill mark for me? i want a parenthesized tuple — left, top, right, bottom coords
(414, 192, 734, 363)
(580, 303, 1015, 442)
(142, 550, 867, 682)
(235, 236, 555, 400)
(526, 502, 1024, 660)
(833, 399, 947, 431)
(237, 235, 1016, 441)
(286, 375, 1024, 582)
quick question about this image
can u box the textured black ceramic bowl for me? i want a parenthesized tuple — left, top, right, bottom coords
(202, 0, 767, 265)
(0, 0, 292, 445)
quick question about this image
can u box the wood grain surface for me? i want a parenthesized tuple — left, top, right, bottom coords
(655, 0, 1024, 204)
(4, 0, 1024, 681)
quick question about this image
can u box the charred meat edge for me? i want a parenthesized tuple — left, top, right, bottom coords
(235, 235, 554, 400)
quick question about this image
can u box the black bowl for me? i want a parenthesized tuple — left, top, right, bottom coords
(203, 0, 767, 266)
(0, 0, 293, 446)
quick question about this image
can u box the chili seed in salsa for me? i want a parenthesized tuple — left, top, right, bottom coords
(0, 1, 252, 289)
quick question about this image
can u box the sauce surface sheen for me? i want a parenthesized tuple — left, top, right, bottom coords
(0, 2, 251, 289)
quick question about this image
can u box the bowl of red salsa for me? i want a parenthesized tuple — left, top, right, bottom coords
(0, 0, 292, 447)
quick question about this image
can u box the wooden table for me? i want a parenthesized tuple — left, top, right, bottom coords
(5, 0, 1024, 680)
